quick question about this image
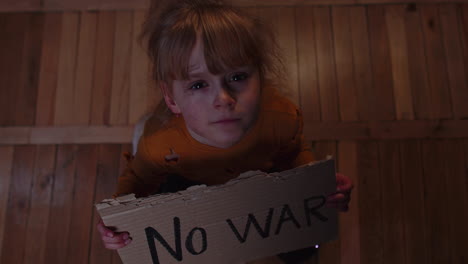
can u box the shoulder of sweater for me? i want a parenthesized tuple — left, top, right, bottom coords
(260, 88, 303, 144)
(139, 117, 185, 161)
(263, 88, 301, 117)
(262, 88, 302, 127)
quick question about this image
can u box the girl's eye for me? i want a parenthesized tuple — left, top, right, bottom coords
(227, 72, 249, 83)
(189, 81, 208, 90)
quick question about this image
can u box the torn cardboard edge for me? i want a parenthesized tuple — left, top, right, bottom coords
(96, 158, 338, 264)
(97, 159, 331, 213)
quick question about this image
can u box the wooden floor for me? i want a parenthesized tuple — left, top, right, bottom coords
(0, 140, 467, 264)
(1, 2, 468, 264)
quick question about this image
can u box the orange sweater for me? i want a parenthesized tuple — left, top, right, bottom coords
(115, 88, 315, 197)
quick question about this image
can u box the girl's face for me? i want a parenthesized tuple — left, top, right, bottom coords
(163, 38, 261, 149)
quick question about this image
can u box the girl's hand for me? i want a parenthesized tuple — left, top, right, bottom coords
(97, 219, 132, 250)
(326, 173, 353, 212)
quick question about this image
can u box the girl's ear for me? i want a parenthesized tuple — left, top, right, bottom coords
(160, 82, 181, 114)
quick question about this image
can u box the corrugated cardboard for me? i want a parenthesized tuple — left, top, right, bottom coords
(96, 159, 338, 264)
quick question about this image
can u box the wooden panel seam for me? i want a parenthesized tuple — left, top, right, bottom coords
(1, 120, 468, 144)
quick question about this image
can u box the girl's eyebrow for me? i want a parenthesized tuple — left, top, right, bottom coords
(185, 65, 254, 80)
(187, 66, 205, 78)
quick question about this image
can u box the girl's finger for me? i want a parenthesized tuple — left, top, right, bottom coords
(104, 242, 128, 250)
(336, 173, 354, 192)
(101, 233, 129, 243)
(327, 193, 351, 203)
(105, 237, 133, 248)
(328, 193, 345, 200)
(97, 220, 113, 237)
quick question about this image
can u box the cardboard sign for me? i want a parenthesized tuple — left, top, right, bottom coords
(96, 159, 338, 264)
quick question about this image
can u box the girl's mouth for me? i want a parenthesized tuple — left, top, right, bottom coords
(213, 118, 241, 124)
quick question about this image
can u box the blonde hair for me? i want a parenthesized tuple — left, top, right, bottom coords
(139, 0, 286, 123)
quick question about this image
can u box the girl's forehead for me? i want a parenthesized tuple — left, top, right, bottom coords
(190, 36, 204, 57)
(186, 37, 256, 76)
(187, 38, 205, 71)
(164, 24, 259, 82)
(184, 43, 225, 77)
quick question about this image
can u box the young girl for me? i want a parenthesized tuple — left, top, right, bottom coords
(97, 0, 353, 259)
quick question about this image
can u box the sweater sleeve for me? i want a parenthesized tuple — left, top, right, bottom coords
(290, 109, 315, 168)
(114, 136, 168, 198)
(290, 135, 315, 167)
(270, 108, 315, 171)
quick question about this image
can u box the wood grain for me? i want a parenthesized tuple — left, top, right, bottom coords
(385, 5, 414, 120)
(89, 144, 121, 264)
(110, 11, 133, 126)
(54, 12, 80, 125)
(404, 4, 432, 120)
(41, 0, 149, 11)
(338, 141, 360, 264)
(0, 0, 40, 12)
(0, 146, 14, 261)
(74, 11, 98, 125)
(66, 145, 98, 264)
(295, 7, 321, 122)
(91, 11, 115, 125)
(421, 140, 449, 264)
(313, 6, 340, 121)
(29, 126, 133, 144)
(129, 10, 152, 124)
(332, 6, 359, 122)
(399, 140, 428, 264)
(462, 4, 468, 107)
(419, 5, 453, 119)
(442, 140, 468, 263)
(304, 120, 468, 140)
(357, 141, 383, 264)
(35, 13, 62, 126)
(465, 139, 468, 262)
(3, 0, 468, 12)
(2, 120, 468, 144)
(0, 146, 36, 264)
(0, 14, 28, 126)
(23, 145, 56, 264)
(15, 13, 43, 126)
(43, 145, 77, 263)
(0, 14, 7, 126)
(378, 141, 405, 264)
(0, 126, 131, 144)
(0, 127, 31, 144)
(439, 4, 468, 120)
(367, 5, 396, 121)
(349, 6, 374, 121)
(112, 144, 132, 264)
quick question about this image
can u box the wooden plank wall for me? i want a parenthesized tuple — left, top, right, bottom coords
(0, 2, 468, 264)
(2, 0, 468, 12)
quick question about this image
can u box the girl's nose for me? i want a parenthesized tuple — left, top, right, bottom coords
(214, 87, 236, 109)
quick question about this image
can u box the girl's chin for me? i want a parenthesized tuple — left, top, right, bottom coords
(188, 127, 247, 148)
(210, 133, 245, 148)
